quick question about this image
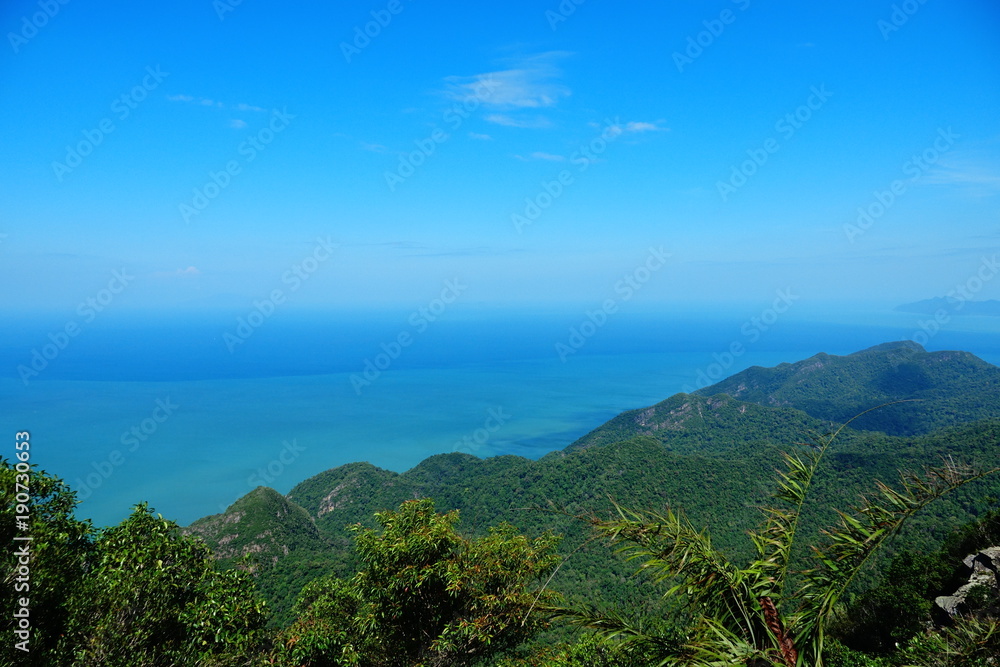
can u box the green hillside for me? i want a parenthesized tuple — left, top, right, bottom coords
(564, 392, 838, 454)
(195, 422, 1000, 629)
(185, 486, 339, 623)
(183, 342, 1000, 641)
(693, 341, 1000, 435)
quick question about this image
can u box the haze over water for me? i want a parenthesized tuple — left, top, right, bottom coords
(3, 305, 999, 527)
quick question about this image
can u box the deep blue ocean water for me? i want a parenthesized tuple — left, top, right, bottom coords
(3, 306, 999, 527)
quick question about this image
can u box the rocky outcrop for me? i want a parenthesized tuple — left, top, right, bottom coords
(935, 546, 1000, 617)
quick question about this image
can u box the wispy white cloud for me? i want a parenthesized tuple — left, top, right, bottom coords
(624, 121, 668, 133)
(924, 152, 1000, 196)
(229, 119, 247, 129)
(445, 52, 571, 128)
(594, 119, 669, 135)
(167, 95, 268, 112)
(484, 113, 552, 129)
(359, 141, 389, 153)
(515, 151, 565, 162)
(468, 132, 493, 140)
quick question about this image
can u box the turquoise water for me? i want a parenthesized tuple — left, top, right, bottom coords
(3, 309, 999, 527)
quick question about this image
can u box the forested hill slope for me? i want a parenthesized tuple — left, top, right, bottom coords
(185, 486, 337, 621)
(692, 341, 1000, 435)
(192, 419, 1000, 624)
(563, 393, 835, 454)
(185, 342, 1000, 623)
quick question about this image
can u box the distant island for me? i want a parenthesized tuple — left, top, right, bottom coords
(896, 297, 1000, 317)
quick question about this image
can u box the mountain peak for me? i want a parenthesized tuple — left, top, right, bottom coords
(855, 340, 926, 354)
(185, 485, 324, 563)
(692, 341, 998, 436)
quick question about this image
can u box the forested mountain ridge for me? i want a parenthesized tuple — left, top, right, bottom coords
(185, 485, 339, 620)
(184, 343, 1000, 629)
(693, 341, 1000, 435)
(563, 392, 834, 454)
(186, 485, 326, 563)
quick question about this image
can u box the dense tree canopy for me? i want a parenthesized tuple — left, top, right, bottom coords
(276, 499, 560, 667)
(2, 460, 269, 667)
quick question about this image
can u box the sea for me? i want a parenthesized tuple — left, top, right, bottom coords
(3, 304, 999, 527)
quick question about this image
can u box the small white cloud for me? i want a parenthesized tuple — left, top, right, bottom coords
(178, 266, 200, 275)
(624, 121, 668, 133)
(485, 113, 552, 129)
(923, 152, 1000, 196)
(167, 96, 267, 112)
(444, 52, 570, 130)
(445, 52, 571, 110)
(468, 132, 493, 140)
(513, 151, 565, 162)
(359, 141, 389, 153)
(229, 119, 248, 129)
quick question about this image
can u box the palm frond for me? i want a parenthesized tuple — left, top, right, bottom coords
(682, 617, 789, 667)
(587, 501, 779, 652)
(748, 402, 916, 604)
(747, 446, 822, 602)
(792, 458, 998, 662)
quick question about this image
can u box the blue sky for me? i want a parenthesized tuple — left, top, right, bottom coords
(2, 0, 999, 314)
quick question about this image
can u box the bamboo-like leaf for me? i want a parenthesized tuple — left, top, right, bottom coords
(747, 401, 911, 606)
(791, 458, 998, 664)
(557, 402, 990, 667)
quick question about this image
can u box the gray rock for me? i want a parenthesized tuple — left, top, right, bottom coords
(936, 547, 1000, 617)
